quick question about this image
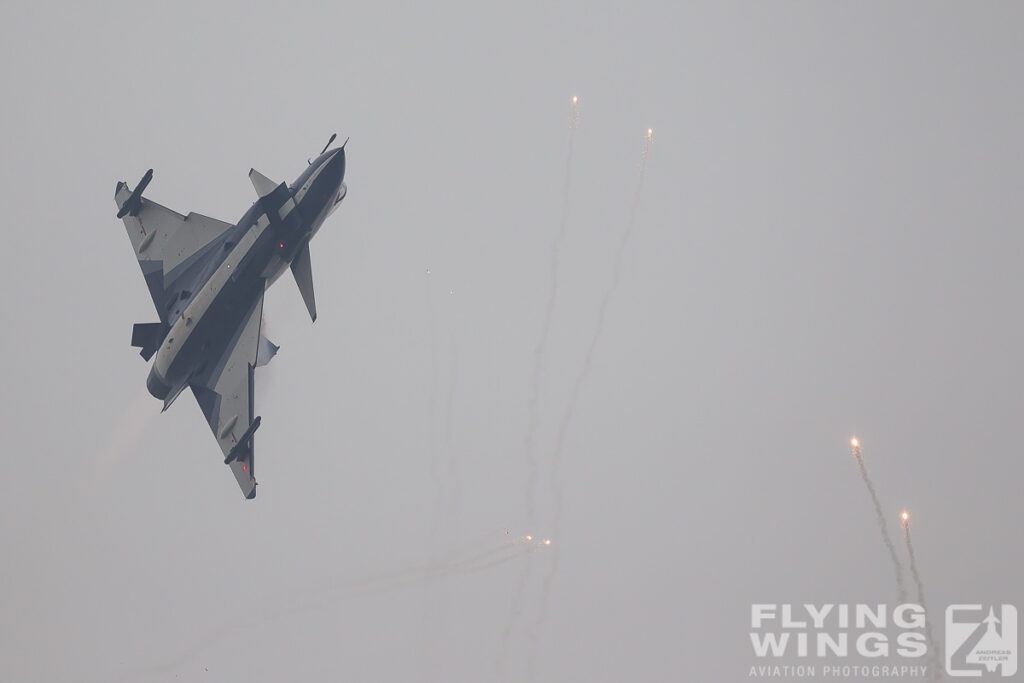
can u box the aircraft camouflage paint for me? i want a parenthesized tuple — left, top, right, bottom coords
(115, 136, 347, 498)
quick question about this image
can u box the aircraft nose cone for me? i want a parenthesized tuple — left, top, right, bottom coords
(325, 147, 345, 185)
(292, 145, 347, 227)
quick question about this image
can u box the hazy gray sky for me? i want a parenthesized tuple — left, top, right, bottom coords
(2, 2, 1023, 681)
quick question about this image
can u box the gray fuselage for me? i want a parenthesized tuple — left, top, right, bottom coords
(146, 147, 346, 400)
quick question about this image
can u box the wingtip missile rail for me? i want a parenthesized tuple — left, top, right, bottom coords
(224, 415, 262, 464)
(116, 168, 154, 218)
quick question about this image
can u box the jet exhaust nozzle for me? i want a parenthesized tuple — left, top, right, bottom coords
(146, 365, 171, 400)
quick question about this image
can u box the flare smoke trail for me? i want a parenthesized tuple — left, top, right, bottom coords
(424, 268, 444, 540)
(122, 531, 546, 681)
(850, 440, 907, 603)
(422, 329, 461, 680)
(903, 515, 942, 680)
(500, 97, 580, 679)
(525, 95, 580, 529)
(536, 126, 647, 614)
(347, 535, 534, 593)
(498, 552, 533, 681)
(444, 331, 460, 517)
(421, 267, 452, 679)
(532, 129, 653, 640)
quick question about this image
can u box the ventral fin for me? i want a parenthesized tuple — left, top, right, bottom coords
(291, 242, 317, 322)
(257, 334, 279, 367)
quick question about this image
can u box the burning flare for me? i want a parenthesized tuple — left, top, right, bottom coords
(849, 437, 907, 603)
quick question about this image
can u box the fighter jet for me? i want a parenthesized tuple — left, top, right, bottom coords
(115, 136, 347, 498)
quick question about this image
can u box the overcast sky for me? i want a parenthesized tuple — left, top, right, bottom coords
(2, 2, 1023, 681)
